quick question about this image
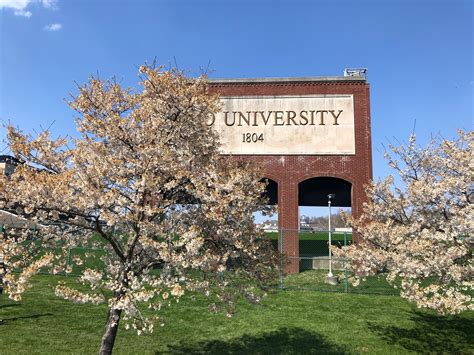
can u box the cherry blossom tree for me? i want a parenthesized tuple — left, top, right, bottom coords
(335, 130, 473, 314)
(1, 64, 277, 354)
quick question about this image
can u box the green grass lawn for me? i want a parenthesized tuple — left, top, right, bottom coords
(282, 270, 400, 295)
(0, 275, 472, 354)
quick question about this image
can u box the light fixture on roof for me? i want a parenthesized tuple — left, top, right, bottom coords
(344, 68, 368, 78)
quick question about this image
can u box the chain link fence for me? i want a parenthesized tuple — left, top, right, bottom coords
(267, 229, 398, 295)
(0, 222, 399, 295)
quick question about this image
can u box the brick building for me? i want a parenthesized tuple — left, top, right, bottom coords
(209, 71, 372, 273)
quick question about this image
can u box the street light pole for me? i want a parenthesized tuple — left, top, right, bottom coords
(327, 194, 335, 277)
(325, 194, 338, 285)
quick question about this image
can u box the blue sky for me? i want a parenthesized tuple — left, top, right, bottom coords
(0, 0, 472, 218)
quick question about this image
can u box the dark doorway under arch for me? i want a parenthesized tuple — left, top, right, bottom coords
(299, 177, 351, 207)
(261, 178, 278, 205)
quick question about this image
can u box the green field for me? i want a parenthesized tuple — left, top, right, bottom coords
(0, 275, 472, 354)
(266, 231, 352, 242)
(27, 232, 349, 277)
(266, 232, 352, 263)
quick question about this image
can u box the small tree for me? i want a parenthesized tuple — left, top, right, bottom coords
(336, 130, 473, 314)
(1, 64, 277, 354)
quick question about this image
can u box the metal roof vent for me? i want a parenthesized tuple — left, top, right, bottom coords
(344, 68, 368, 78)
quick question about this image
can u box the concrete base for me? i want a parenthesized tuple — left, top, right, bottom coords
(325, 275, 339, 286)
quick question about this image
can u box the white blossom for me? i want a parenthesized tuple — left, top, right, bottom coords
(334, 131, 473, 314)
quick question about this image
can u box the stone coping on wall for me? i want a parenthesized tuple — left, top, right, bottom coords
(208, 76, 367, 85)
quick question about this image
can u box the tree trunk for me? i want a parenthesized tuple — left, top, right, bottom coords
(99, 307, 122, 355)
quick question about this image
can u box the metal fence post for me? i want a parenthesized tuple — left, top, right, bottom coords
(279, 229, 284, 290)
(344, 232, 349, 293)
(66, 248, 72, 277)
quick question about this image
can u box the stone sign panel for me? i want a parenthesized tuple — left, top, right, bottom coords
(210, 95, 355, 155)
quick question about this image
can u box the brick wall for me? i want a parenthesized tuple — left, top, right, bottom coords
(209, 79, 372, 273)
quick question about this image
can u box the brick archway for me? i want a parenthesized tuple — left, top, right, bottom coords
(209, 75, 372, 273)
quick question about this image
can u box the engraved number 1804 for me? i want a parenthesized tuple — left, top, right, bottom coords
(242, 133, 264, 143)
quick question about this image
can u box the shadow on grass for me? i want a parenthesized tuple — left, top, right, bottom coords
(0, 303, 21, 309)
(368, 311, 474, 353)
(160, 327, 347, 354)
(0, 313, 54, 324)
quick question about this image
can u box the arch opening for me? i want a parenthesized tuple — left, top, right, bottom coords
(261, 178, 278, 206)
(298, 176, 352, 230)
(254, 178, 279, 249)
(297, 177, 352, 271)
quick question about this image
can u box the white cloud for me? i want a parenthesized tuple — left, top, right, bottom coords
(0, 0, 58, 17)
(13, 8, 32, 17)
(43, 22, 61, 31)
(41, 0, 57, 9)
(0, 0, 31, 11)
